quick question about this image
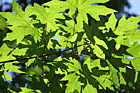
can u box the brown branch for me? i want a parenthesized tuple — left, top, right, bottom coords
(0, 60, 17, 64)
(76, 54, 91, 57)
(0, 57, 63, 64)
(43, 22, 47, 57)
(41, 59, 63, 63)
(0, 56, 38, 64)
(70, 43, 91, 55)
(0, 42, 92, 64)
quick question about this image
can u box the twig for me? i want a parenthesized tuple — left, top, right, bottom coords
(76, 54, 91, 57)
(0, 43, 92, 64)
(70, 42, 91, 55)
(42, 22, 47, 58)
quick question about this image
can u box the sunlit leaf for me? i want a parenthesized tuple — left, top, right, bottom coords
(107, 60, 120, 88)
(105, 13, 117, 31)
(0, 44, 15, 62)
(131, 58, 140, 71)
(83, 82, 97, 93)
(61, 73, 81, 93)
(19, 87, 34, 93)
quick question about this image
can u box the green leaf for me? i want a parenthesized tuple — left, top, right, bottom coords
(119, 67, 126, 85)
(43, 0, 116, 22)
(77, 41, 84, 55)
(93, 75, 114, 90)
(55, 67, 66, 75)
(0, 13, 40, 43)
(61, 73, 81, 93)
(106, 60, 120, 88)
(94, 36, 108, 49)
(5, 26, 34, 43)
(4, 40, 17, 48)
(69, 33, 78, 42)
(84, 58, 92, 72)
(0, 44, 15, 62)
(125, 29, 140, 42)
(12, 0, 24, 17)
(0, 15, 6, 30)
(115, 15, 139, 35)
(62, 20, 84, 34)
(119, 72, 126, 85)
(93, 45, 105, 59)
(25, 58, 35, 67)
(84, 58, 109, 73)
(134, 71, 139, 83)
(12, 48, 28, 56)
(5, 63, 24, 73)
(86, 5, 117, 21)
(105, 13, 117, 31)
(27, 66, 42, 76)
(0, 0, 140, 91)
(54, 56, 62, 61)
(3, 73, 12, 81)
(65, 58, 81, 73)
(131, 58, 140, 71)
(83, 22, 94, 42)
(19, 87, 34, 93)
(122, 58, 130, 64)
(26, 3, 64, 31)
(0, 0, 41, 43)
(127, 43, 140, 58)
(115, 43, 121, 50)
(83, 82, 97, 93)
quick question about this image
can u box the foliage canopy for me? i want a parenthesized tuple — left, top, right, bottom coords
(0, 0, 140, 92)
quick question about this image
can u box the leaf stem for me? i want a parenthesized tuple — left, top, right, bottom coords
(23, 18, 41, 36)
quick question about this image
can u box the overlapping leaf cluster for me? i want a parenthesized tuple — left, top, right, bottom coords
(0, 0, 140, 92)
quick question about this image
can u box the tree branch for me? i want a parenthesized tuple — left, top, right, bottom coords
(0, 42, 93, 64)
(70, 42, 91, 55)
